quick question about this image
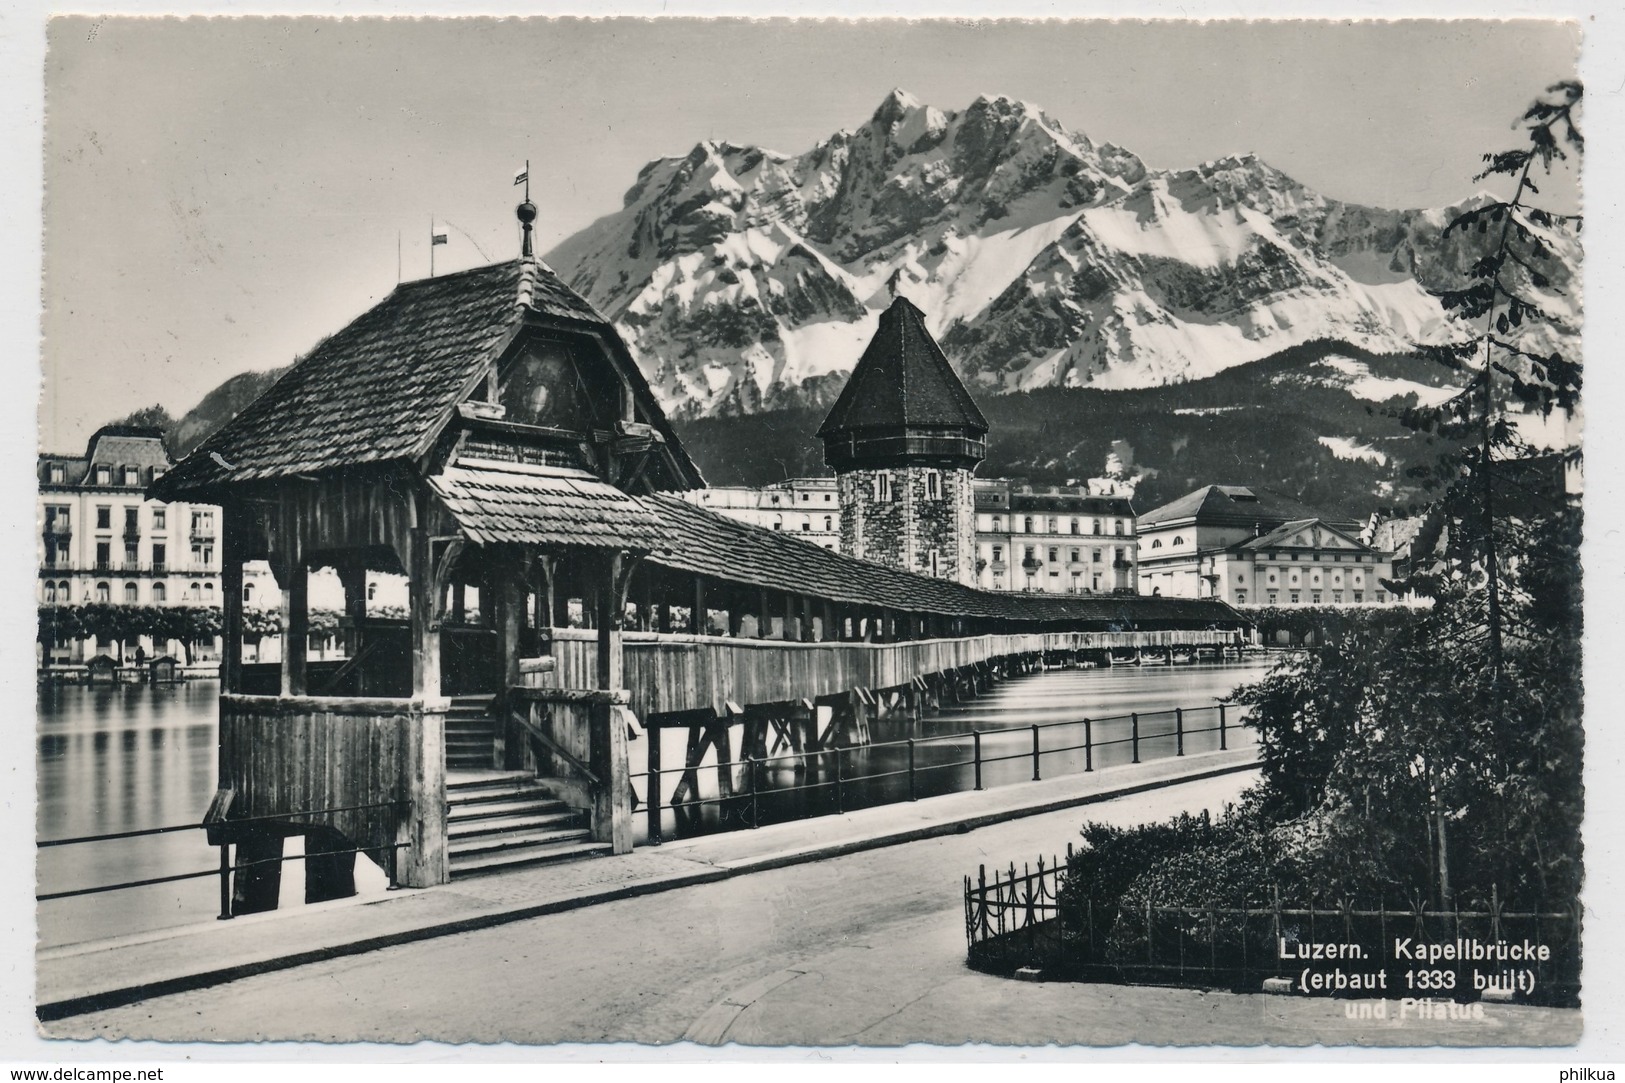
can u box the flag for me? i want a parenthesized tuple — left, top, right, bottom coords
(431, 232, 448, 246)
(513, 166, 528, 187)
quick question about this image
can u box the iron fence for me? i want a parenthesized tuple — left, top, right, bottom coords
(964, 852, 1581, 1006)
(36, 801, 409, 919)
(632, 700, 1258, 843)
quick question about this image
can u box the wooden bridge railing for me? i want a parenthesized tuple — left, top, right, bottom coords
(543, 628, 1238, 720)
(546, 630, 1048, 719)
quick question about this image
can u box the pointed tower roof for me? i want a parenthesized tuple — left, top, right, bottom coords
(818, 296, 988, 438)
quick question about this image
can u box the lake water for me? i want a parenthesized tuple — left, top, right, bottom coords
(36, 656, 1278, 948)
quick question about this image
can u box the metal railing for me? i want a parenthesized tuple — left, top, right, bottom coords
(36, 801, 409, 920)
(632, 699, 1257, 844)
(963, 851, 1582, 1005)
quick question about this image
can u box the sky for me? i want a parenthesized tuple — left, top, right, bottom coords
(38, 16, 1582, 453)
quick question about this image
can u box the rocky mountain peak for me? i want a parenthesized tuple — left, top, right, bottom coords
(544, 92, 1577, 421)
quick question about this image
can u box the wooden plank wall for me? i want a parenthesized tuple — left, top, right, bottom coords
(218, 694, 448, 887)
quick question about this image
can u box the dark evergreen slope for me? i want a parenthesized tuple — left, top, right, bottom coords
(675, 339, 1466, 520)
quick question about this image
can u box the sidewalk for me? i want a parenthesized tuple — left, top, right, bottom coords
(37, 746, 1259, 1022)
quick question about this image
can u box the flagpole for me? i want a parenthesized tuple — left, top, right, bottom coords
(429, 216, 435, 277)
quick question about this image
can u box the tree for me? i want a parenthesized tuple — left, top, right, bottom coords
(1401, 80, 1582, 684)
(1233, 85, 1586, 910)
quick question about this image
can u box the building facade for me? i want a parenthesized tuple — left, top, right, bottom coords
(677, 477, 841, 549)
(1136, 484, 1396, 606)
(973, 480, 1138, 594)
(37, 426, 223, 662)
(818, 295, 988, 586)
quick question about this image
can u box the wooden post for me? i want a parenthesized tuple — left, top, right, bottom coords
(398, 696, 449, 886)
(592, 550, 634, 853)
(409, 527, 441, 699)
(219, 508, 244, 694)
(279, 557, 308, 697)
(336, 564, 369, 693)
(496, 549, 526, 771)
(693, 576, 707, 635)
(646, 719, 662, 845)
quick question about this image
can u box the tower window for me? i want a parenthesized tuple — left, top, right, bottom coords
(874, 473, 893, 502)
(926, 471, 941, 500)
(1070, 518, 1080, 535)
(1023, 516, 1033, 533)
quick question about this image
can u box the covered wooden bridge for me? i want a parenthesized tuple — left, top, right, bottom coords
(155, 223, 1246, 911)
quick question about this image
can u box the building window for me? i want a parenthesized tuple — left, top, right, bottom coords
(801, 518, 811, 532)
(992, 516, 1003, 532)
(1024, 546, 1036, 563)
(49, 464, 65, 484)
(1172, 535, 1183, 546)
(151, 582, 165, 604)
(153, 508, 166, 530)
(1377, 591, 1387, 603)
(1150, 539, 1162, 549)
(1092, 549, 1102, 562)
(1333, 591, 1343, 604)
(1023, 516, 1033, 533)
(367, 582, 378, 602)
(1070, 548, 1080, 562)
(1091, 574, 1101, 591)
(96, 581, 110, 603)
(1311, 592, 1322, 604)
(43, 582, 56, 604)
(800, 493, 809, 502)
(1289, 591, 1300, 604)
(96, 506, 111, 530)
(930, 552, 941, 577)
(95, 541, 111, 570)
(1115, 520, 1125, 536)
(1353, 591, 1364, 603)
(926, 471, 941, 500)
(124, 582, 138, 603)
(992, 545, 1004, 563)
(874, 474, 893, 502)
(54, 542, 69, 566)
(1236, 590, 1247, 604)
(152, 543, 166, 571)
(1267, 591, 1278, 605)
(124, 542, 138, 567)
(1070, 518, 1080, 534)
(124, 507, 139, 536)
(189, 582, 201, 601)
(772, 515, 783, 531)
(1093, 519, 1102, 534)
(95, 465, 111, 485)
(823, 516, 832, 531)
(1048, 547, 1059, 562)
(123, 467, 140, 486)
(1048, 517, 1059, 533)
(204, 583, 215, 603)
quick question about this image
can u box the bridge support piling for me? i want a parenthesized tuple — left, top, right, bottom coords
(231, 832, 285, 916)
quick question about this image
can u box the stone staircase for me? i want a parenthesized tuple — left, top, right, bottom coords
(445, 695, 498, 771)
(446, 772, 607, 877)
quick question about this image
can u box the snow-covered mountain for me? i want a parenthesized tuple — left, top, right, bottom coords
(546, 89, 1579, 418)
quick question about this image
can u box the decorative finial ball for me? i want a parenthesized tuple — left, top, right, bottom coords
(517, 201, 538, 225)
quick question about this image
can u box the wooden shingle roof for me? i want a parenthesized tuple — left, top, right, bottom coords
(429, 462, 669, 551)
(643, 495, 1243, 629)
(817, 296, 988, 438)
(154, 258, 700, 496)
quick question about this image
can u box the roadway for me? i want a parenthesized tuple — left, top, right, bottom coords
(49, 769, 1578, 1048)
